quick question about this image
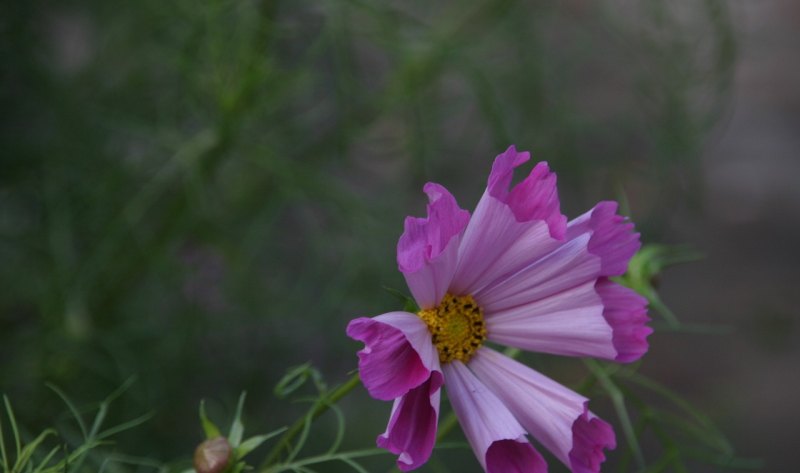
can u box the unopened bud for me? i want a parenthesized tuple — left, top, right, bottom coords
(193, 436, 232, 473)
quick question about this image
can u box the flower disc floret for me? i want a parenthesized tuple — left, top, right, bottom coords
(417, 294, 487, 364)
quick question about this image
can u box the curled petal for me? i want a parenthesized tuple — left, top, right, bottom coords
(377, 373, 443, 471)
(346, 312, 438, 400)
(567, 201, 640, 277)
(398, 183, 469, 308)
(596, 278, 652, 362)
(570, 411, 617, 473)
(451, 146, 566, 295)
(470, 348, 615, 472)
(443, 361, 546, 473)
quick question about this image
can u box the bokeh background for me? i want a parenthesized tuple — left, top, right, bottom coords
(1, 0, 798, 471)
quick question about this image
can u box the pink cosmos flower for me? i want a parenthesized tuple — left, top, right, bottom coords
(347, 146, 652, 473)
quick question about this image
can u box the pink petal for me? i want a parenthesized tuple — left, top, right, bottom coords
(566, 201, 640, 277)
(570, 410, 617, 473)
(476, 233, 601, 313)
(346, 312, 439, 401)
(470, 348, 616, 472)
(378, 372, 443, 471)
(487, 147, 566, 236)
(442, 361, 546, 473)
(398, 183, 470, 309)
(451, 146, 566, 295)
(596, 278, 652, 362)
(484, 280, 616, 360)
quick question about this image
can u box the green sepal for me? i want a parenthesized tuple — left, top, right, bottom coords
(199, 400, 222, 439)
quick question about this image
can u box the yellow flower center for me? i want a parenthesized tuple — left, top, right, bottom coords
(417, 293, 487, 364)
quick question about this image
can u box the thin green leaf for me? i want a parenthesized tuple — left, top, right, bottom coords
(96, 412, 154, 440)
(45, 384, 87, 439)
(625, 372, 733, 454)
(3, 396, 21, 463)
(228, 392, 247, 447)
(274, 364, 314, 399)
(32, 445, 60, 473)
(583, 360, 646, 470)
(339, 457, 369, 473)
(324, 402, 346, 455)
(0, 402, 8, 471)
(102, 376, 137, 406)
(236, 427, 287, 458)
(286, 409, 314, 463)
(14, 428, 56, 471)
(87, 401, 109, 440)
(199, 400, 222, 439)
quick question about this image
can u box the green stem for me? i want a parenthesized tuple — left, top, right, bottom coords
(265, 448, 386, 473)
(584, 359, 646, 470)
(260, 373, 362, 468)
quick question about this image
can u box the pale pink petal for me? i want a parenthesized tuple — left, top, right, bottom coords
(476, 233, 600, 313)
(470, 348, 616, 472)
(398, 183, 470, 309)
(451, 146, 566, 295)
(596, 278, 652, 362)
(378, 372, 443, 471)
(566, 201, 640, 277)
(484, 280, 616, 360)
(477, 200, 640, 314)
(346, 312, 438, 401)
(443, 361, 546, 473)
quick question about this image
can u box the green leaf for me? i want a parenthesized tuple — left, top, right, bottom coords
(14, 428, 56, 471)
(583, 360, 646, 470)
(199, 400, 222, 439)
(382, 286, 419, 312)
(45, 384, 88, 439)
(274, 364, 326, 399)
(236, 427, 287, 458)
(3, 396, 21, 464)
(228, 392, 247, 447)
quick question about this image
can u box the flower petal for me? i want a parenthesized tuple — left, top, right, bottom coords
(451, 146, 566, 295)
(442, 361, 546, 473)
(346, 312, 439, 400)
(477, 200, 641, 314)
(596, 278, 652, 362)
(398, 183, 470, 309)
(484, 280, 616, 360)
(470, 348, 616, 472)
(477, 233, 600, 313)
(377, 372, 443, 471)
(566, 201, 640, 277)
(570, 410, 617, 473)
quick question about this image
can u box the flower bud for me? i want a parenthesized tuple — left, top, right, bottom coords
(193, 436, 232, 473)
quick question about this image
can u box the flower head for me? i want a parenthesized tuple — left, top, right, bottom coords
(347, 146, 651, 472)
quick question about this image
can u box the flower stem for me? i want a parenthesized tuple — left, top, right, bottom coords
(260, 372, 362, 469)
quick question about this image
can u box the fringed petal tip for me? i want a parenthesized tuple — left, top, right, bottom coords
(397, 182, 469, 274)
(486, 146, 567, 239)
(377, 372, 443, 471)
(569, 406, 616, 473)
(346, 316, 432, 401)
(597, 279, 653, 363)
(585, 201, 641, 276)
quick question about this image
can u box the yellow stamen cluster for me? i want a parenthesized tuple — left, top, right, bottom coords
(417, 293, 487, 364)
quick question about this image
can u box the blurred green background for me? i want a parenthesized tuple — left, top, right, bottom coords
(2, 0, 798, 472)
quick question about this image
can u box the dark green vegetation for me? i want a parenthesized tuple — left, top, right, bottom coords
(1, 1, 740, 471)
